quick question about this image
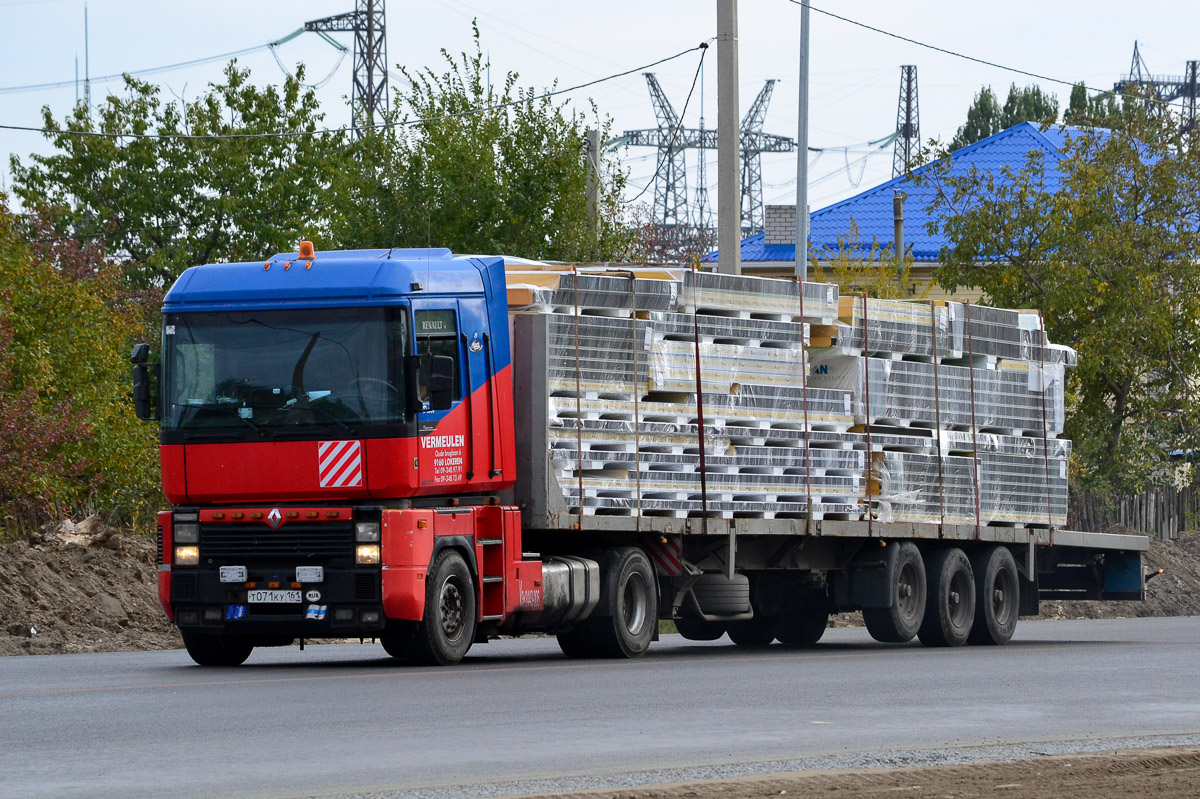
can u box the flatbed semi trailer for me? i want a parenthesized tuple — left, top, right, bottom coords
(135, 245, 1148, 666)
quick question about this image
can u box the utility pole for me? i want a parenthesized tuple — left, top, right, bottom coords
(585, 128, 602, 227)
(794, 0, 810, 280)
(83, 2, 91, 116)
(893, 191, 906, 294)
(717, 0, 741, 275)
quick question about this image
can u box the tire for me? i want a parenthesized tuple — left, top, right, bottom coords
(918, 547, 976, 647)
(675, 617, 727, 641)
(691, 573, 751, 615)
(727, 614, 776, 646)
(582, 547, 659, 659)
(181, 629, 254, 667)
(379, 623, 412, 658)
(556, 625, 600, 658)
(968, 546, 1020, 645)
(775, 607, 829, 646)
(863, 541, 927, 643)
(406, 550, 476, 666)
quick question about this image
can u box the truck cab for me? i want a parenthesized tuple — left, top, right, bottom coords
(144, 244, 532, 665)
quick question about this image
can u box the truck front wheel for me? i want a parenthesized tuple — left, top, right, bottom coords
(407, 550, 476, 666)
(181, 629, 254, 666)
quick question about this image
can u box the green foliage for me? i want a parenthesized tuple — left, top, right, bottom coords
(810, 220, 920, 300)
(920, 108, 1200, 495)
(951, 84, 1060, 150)
(0, 198, 159, 531)
(9, 64, 345, 288)
(1064, 83, 1123, 127)
(328, 24, 630, 261)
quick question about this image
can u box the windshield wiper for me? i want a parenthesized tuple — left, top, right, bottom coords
(287, 402, 355, 434)
(175, 404, 273, 438)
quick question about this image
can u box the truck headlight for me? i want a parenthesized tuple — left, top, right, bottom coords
(355, 521, 380, 542)
(174, 523, 199, 544)
(175, 546, 200, 566)
(355, 544, 381, 565)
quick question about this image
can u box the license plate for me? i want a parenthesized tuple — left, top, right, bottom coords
(247, 589, 302, 604)
(295, 566, 324, 583)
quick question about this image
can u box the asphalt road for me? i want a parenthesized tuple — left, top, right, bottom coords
(2, 616, 1199, 799)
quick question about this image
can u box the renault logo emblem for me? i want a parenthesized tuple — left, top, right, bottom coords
(266, 508, 283, 529)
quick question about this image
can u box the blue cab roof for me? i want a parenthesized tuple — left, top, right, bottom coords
(163, 247, 500, 312)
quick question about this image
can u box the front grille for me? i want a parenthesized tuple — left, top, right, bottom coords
(173, 573, 198, 602)
(200, 522, 354, 562)
(355, 572, 381, 601)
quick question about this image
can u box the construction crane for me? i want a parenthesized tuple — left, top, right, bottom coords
(305, 0, 389, 135)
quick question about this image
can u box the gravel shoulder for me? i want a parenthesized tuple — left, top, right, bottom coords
(508, 745, 1200, 799)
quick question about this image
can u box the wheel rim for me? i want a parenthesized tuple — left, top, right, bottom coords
(992, 565, 1016, 626)
(897, 559, 921, 622)
(948, 566, 971, 629)
(622, 572, 648, 636)
(440, 577, 466, 642)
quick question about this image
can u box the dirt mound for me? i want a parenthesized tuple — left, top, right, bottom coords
(0, 516, 179, 656)
(1, 521, 1198, 656)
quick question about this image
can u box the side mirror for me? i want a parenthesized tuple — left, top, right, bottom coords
(429, 355, 455, 411)
(131, 344, 158, 421)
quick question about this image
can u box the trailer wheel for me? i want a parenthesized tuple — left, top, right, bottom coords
(863, 541, 926, 643)
(775, 607, 829, 646)
(918, 547, 976, 647)
(181, 630, 253, 667)
(675, 617, 727, 641)
(589, 547, 659, 658)
(407, 550, 476, 666)
(727, 614, 776, 646)
(968, 546, 1019, 645)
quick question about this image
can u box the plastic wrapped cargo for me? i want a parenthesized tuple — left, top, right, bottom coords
(680, 270, 839, 324)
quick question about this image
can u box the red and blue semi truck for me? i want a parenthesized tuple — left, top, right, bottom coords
(134, 244, 1149, 666)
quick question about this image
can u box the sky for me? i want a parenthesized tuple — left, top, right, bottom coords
(0, 0, 1197, 224)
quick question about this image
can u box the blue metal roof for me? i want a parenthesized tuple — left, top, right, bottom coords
(713, 122, 1092, 264)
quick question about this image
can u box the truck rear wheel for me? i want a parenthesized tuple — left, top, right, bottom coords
(968, 546, 1019, 645)
(561, 547, 657, 659)
(775, 607, 829, 646)
(918, 547, 976, 647)
(863, 541, 926, 643)
(406, 550, 476, 666)
(181, 629, 254, 667)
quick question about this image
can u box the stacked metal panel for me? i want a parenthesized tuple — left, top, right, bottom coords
(514, 268, 1072, 528)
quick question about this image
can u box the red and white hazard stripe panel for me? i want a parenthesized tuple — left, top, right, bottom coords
(646, 535, 682, 577)
(318, 440, 363, 488)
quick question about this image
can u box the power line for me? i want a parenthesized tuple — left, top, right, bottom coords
(0, 43, 709, 141)
(786, 0, 1187, 110)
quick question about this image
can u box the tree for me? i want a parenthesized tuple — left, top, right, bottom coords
(810, 219, 921, 300)
(9, 64, 346, 288)
(328, 25, 630, 261)
(1064, 83, 1123, 127)
(921, 108, 1200, 495)
(951, 84, 1059, 150)
(0, 197, 159, 530)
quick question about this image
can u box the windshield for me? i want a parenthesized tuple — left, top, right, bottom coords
(162, 307, 408, 433)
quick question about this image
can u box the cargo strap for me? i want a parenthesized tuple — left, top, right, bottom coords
(1038, 310, 1055, 547)
(691, 263, 710, 535)
(965, 301, 983, 541)
(860, 293, 874, 538)
(930, 301, 946, 530)
(572, 266, 585, 529)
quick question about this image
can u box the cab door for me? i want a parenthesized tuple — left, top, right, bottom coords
(412, 302, 467, 490)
